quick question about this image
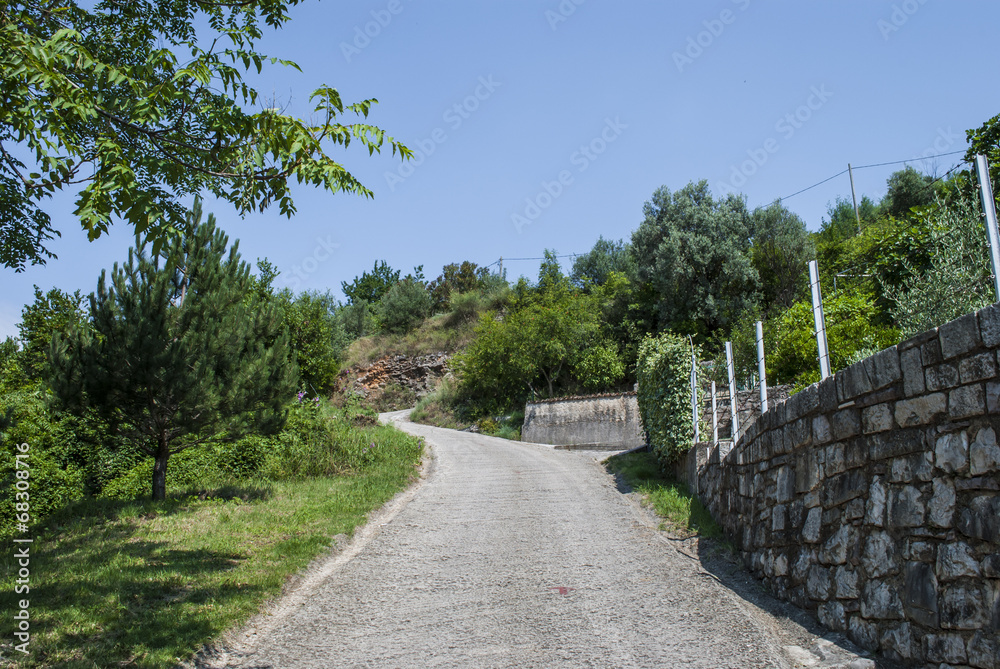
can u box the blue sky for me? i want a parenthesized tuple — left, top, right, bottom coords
(3, 0, 998, 339)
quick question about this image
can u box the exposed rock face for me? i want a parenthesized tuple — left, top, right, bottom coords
(338, 353, 449, 398)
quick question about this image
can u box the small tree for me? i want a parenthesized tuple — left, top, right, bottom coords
(49, 204, 297, 500)
(376, 279, 431, 334)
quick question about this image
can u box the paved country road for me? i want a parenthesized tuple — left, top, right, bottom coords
(201, 411, 875, 669)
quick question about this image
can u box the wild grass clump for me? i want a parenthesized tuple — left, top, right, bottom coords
(604, 450, 721, 539)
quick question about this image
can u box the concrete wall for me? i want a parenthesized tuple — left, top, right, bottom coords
(683, 306, 1000, 668)
(522, 392, 645, 449)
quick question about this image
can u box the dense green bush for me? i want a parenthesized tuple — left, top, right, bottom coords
(277, 289, 347, 391)
(572, 343, 626, 392)
(376, 279, 432, 334)
(636, 332, 699, 467)
(770, 292, 899, 387)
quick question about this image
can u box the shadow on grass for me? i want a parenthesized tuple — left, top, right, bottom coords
(0, 484, 276, 668)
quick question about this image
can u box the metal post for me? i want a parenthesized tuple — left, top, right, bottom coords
(725, 341, 739, 439)
(809, 260, 831, 380)
(756, 320, 768, 413)
(711, 381, 718, 446)
(848, 163, 861, 234)
(974, 155, 1000, 302)
(689, 336, 699, 443)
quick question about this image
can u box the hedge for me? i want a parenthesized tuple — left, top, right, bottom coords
(636, 332, 699, 468)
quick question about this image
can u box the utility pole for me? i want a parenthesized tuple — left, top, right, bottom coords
(498, 256, 503, 277)
(974, 155, 1000, 302)
(848, 163, 861, 235)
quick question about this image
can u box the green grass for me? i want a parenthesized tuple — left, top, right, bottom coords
(0, 426, 423, 668)
(604, 450, 722, 539)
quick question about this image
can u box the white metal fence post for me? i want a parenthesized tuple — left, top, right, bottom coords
(725, 341, 739, 439)
(808, 260, 831, 380)
(690, 350, 700, 443)
(756, 320, 768, 413)
(711, 381, 718, 446)
(974, 154, 1000, 302)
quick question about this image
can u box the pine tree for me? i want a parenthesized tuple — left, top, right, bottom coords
(49, 201, 297, 500)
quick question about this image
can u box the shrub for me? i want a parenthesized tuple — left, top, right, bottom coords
(572, 343, 625, 392)
(770, 292, 899, 386)
(376, 280, 431, 334)
(445, 290, 489, 327)
(636, 332, 699, 467)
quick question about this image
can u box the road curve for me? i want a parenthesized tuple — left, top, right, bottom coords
(216, 411, 796, 668)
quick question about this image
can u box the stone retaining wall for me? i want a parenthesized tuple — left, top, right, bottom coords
(684, 306, 1000, 668)
(522, 392, 645, 449)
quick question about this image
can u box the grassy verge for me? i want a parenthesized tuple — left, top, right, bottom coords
(342, 313, 477, 369)
(604, 450, 722, 539)
(0, 422, 423, 668)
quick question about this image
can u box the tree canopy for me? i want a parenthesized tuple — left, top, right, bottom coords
(0, 0, 409, 271)
(49, 203, 297, 500)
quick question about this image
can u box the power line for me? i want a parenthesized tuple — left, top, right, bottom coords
(851, 150, 967, 171)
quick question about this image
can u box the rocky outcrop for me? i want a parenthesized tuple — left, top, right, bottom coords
(338, 353, 449, 397)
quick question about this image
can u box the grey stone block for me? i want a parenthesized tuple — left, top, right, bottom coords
(968, 630, 1000, 669)
(807, 564, 832, 600)
(880, 623, 914, 661)
(837, 358, 874, 403)
(818, 600, 846, 631)
(863, 531, 898, 578)
(924, 633, 968, 664)
(926, 362, 960, 391)
(865, 476, 886, 527)
(940, 584, 991, 630)
(776, 465, 795, 503)
(831, 408, 861, 440)
(819, 524, 852, 565)
(861, 403, 893, 434)
(961, 351, 998, 383)
(824, 443, 846, 477)
(958, 495, 1000, 542)
(890, 451, 934, 483)
(785, 383, 819, 421)
(835, 565, 859, 599)
(889, 485, 925, 527)
(929, 478, 956, 529)
(936, 430, 970, 474)
(940, 311, 982, 360)
(788, 417, 811, 450)
(824, 469, 866, 508)
(861, 580, 904, 619)
(802, 506, 822, 543)
(904, 561, 939, 628)
(818, 376, 838, 412)
(848, 615, 879, 652)
(922, 337, 943, 366)
(989, 381, 1000, 413)
(950, 383, 987, 419)
(900, 347, 925, 398)
(971, 426, 1000, 475)
(937, 542, 982, 581)
(870, 346, 901, 389)
(895, 393, 947, 427)
(813, 415, 832, 445)
(979, 302, 1000, 348)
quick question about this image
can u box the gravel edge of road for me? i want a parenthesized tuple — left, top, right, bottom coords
(187, 413, 435, 669)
